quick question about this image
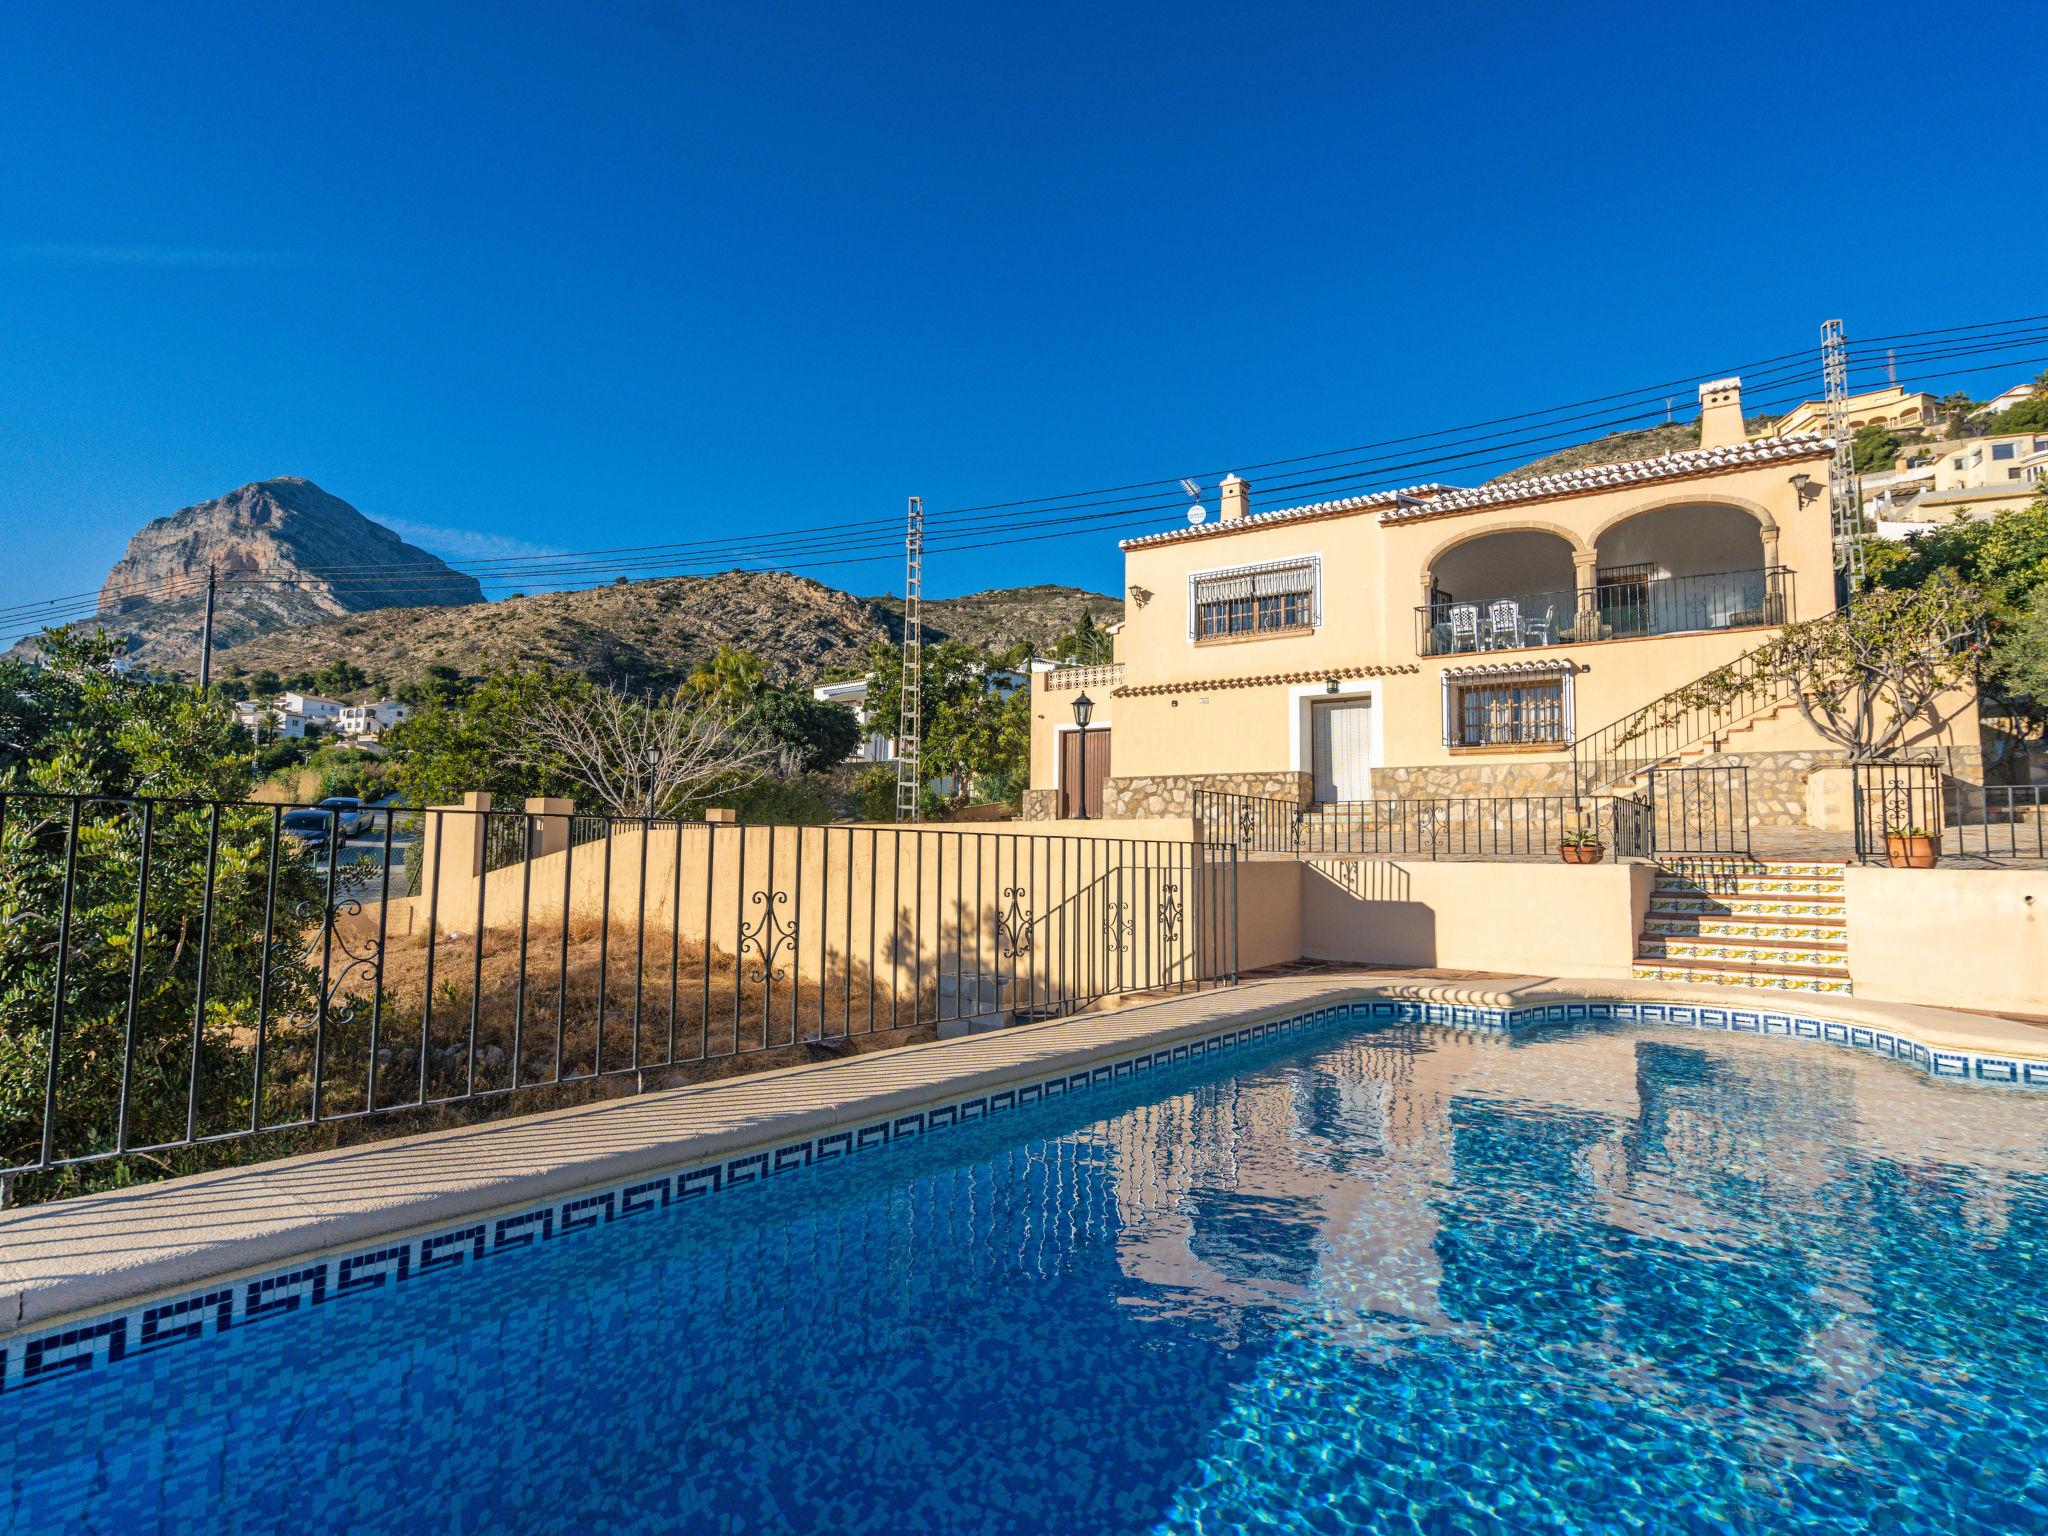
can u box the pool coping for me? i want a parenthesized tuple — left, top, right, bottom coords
(3, 974, 2044, 1360)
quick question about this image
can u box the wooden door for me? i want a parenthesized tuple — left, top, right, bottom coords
(1059, 728, 1110, 818)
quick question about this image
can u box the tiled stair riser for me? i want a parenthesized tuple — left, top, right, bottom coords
(1631, 964, 1853, 996)
(1654, 879, 1843, 900)
(1637, 938, 1847, 969)
(1635, 862, 1852, 996)
(1642, 916, 1843, 943)
(1649, 896, 1845, 920)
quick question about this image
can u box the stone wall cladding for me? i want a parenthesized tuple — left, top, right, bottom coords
(1105, 772, 1312, 820)
(1675, 746, 1985, 827)
(1373, 762, 1578, 800)
(1027, 748, 1987, 828)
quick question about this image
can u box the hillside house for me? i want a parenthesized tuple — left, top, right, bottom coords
(1024, 378, 1983, 824)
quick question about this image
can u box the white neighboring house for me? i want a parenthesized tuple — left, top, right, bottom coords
(812, 661, 1056, 764)
(811, 678, 894, 762)
(235, 700, 307, 740)
(337, 700, 411, 739)
(280, 692, 346, 726)
(1985, 381, 2039, 417)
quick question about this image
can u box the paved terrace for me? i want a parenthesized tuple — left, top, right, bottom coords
(4, 971, 2046, 1336)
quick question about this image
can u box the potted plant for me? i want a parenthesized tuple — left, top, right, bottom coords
(1884, 824, 1939, 868)
(1559, 827, 1605, 865)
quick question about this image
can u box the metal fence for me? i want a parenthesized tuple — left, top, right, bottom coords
(0, 792, 1238, 1183)
(1192, 790, 1303, 855)
(1196, 774, 1752, 861)
(1852, 762, 2048, 863)
(1195, 787, 1647, 860)
(1643, 766, 1752, 856)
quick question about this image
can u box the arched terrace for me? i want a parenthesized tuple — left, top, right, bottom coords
(1418, 527, 1583, 655)
(1589, 502, 1785, 639)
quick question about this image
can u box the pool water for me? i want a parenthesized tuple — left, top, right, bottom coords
(8, 1016, 2048, 1535)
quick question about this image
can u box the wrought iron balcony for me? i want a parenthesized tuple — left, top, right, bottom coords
(1416, 567, 1792, 657)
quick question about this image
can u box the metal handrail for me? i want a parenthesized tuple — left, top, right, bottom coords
(1418, 566, 1792, 657)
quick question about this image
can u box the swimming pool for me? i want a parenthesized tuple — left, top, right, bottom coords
(7, 1003, 2047, 1534)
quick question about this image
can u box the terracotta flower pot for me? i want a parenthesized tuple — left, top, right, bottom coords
(1559, 842, 1605, 865)
(1885, 832, 1938, 869)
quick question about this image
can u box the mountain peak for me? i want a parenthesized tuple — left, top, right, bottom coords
(83, 479, 484, 668)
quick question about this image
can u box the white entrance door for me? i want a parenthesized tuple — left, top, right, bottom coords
(1311, 698, 1373, 803)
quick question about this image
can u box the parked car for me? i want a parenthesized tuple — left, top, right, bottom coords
(281, 798, 367, 852)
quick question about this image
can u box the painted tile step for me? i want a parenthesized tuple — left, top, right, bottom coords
(1651, 877, 1845, 898)
(1655, 861, 1846, 880)
(1642, 914, 1845, 943)
(1636, 936, 1849, 969)
(1630, 962, 1853, 997)
(1649, 897, 1845, 921)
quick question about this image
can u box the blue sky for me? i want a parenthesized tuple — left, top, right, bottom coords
(2, 0, 2040, 621)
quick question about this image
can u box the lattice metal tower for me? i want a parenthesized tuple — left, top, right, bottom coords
(1822, 318, 1867, 591)
(894, 495, 924, 822)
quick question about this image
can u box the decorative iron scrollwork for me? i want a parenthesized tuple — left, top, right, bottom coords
(1235, 806, 1258, 850)
(1103, 900, 1132, 954)
(740, 889, 793, 984)
(1156, 883, 1181, 947)
(997, 885, 1032, 958)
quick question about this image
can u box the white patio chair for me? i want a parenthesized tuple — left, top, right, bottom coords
(1486, 598, 1522, 649)
(1522, 603, 1555, 646)
(1448, 604, 1481, 652)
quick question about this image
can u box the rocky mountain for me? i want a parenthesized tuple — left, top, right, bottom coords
(76, 478, 482, 669)
(1488, 415, 1783, 484)
(865, 584, 1123, 655)
(204, 571, 1123, 695)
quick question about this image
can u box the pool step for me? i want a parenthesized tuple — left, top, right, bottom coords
(1634, 860, 1851, 996)
(1630, 960, 1854, 996)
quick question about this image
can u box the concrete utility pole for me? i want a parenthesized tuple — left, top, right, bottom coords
(198, 564, 218, 690)
(894, 496, 923, 823)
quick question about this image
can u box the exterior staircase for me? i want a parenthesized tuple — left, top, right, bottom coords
(1631, 860, 1851, 995)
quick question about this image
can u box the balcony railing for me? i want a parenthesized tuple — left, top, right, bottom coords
(1416, 567, 1792, 657)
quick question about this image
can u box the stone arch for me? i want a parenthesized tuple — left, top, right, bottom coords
(1420, 518, 1593, 576)
(1586, 493, 1778, 548)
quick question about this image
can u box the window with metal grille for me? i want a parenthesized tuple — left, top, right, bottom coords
(1447, 679, 1566, 747)
(1189, 557, 1319, 639)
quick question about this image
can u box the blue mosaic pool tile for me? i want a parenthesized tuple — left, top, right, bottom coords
(6, 992, 2044, 1401)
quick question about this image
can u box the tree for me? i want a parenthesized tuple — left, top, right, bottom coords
(382, 669, 588, 807)
(925, 686, 1029, 804)
(1937, 391, 1982, 434)
(1669, 577, 1988, 760)
(740, 687, 862, 773)
(685, 645, 766, 716)
(1850, 423, 1902, 475)
(1052, 609, 1114, 665)
(859, 640, 987, 740)
(1994, 586, 2048, 712)
(526, 685, 786, 819)
(0, 625, 323, 1195)
(1987, 373, 2048, 435)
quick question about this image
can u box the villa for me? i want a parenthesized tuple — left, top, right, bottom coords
(1023, 378, 1982, 823)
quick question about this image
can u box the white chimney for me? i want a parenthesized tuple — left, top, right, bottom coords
(1698, 378, 1746, 450)
(1219, 474, 1249, 521)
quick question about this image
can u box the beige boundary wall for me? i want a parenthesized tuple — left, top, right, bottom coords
(1845, 866, 2048, 1015)
(388, 803, 1237, 1014)
(1297, 859, 1652, 980)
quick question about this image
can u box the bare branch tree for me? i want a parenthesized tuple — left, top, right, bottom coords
(525, 686, 786, 819)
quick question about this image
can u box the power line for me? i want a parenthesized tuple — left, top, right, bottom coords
(11, 322, 2044, 641)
